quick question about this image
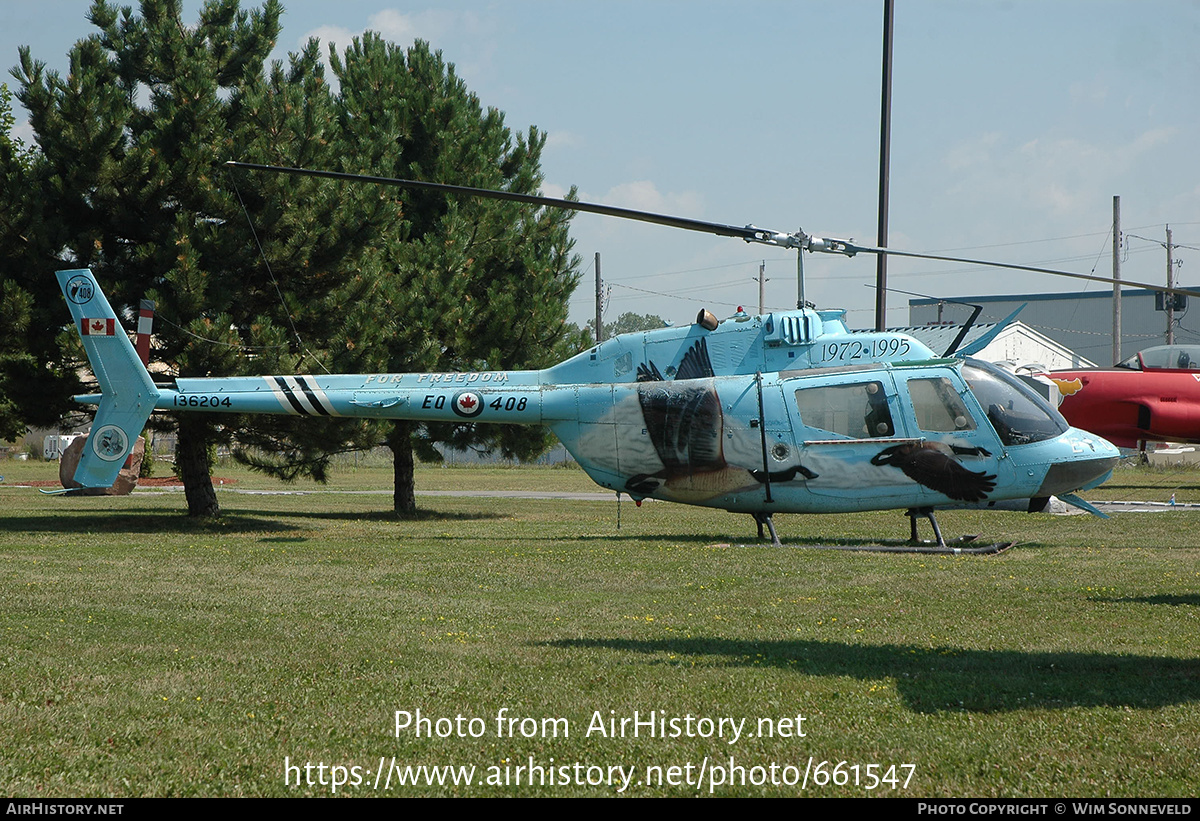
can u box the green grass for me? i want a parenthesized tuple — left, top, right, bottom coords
(1, 459, 1197, 796)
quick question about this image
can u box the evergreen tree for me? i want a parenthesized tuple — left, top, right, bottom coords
(604, 312, 669, 337)
(9, 4, 581, 516)
(13, 0, 383, 514)
(0, 80, 79, 444)
(328, 35, 581, 513)
(0, 84, 37, 441)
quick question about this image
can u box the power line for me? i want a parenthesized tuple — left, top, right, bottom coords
(928, 230, 1111, 254)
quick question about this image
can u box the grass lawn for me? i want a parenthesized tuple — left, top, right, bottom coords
(1, 457, 1197, 796)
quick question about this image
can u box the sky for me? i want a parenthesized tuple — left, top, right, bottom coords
(3, 1, 1199, 331)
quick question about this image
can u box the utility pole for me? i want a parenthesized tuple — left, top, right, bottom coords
(594, 251, 603, 343)
(875, 0, 894, 332)
(1112, 196, 1121, 365)
(754, 260, 769, 316)
(1166, 225, 1175, 345)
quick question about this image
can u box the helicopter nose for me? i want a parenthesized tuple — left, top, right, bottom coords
(1033, 428, 1120, 497)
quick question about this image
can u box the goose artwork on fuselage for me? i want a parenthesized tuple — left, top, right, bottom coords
(53, 268, 1119, 548)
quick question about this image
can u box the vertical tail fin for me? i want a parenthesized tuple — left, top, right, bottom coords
(57, 269, 161, 488)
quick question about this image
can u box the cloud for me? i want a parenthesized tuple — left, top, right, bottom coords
(367, 9, 421, 41)
(366, 9, 472, 43)
(299, 9, 482, 52)
(597, 181, 705, 217)
(944, 132, 1001, 173)
(12, 118, 34, 148)
(297, 8, 495, 89)
(942, 127, 1180, 218)
(300, 24, 356, 51)
(1129, 127, 1176, 153)
(544, 130, 582, 150)
(537, 179, 704, 225)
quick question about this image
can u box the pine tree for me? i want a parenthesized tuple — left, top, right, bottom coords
(605, 312, 670, 337)
(10, 5, 580, 515)
(0, 81, 79, 443)
(329, 35, 581, 513)
(13, 0, 384, 514)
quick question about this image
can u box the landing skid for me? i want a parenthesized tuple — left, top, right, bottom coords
(799, 538, 1013, 555)
(741, 506, 1013, 555)
(886, 506, 1011, 553)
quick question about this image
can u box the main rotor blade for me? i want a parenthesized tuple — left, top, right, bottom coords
(227, 161, 1198, 300)
(846, 243, 1200, 300)
(224, 161, 794, 246)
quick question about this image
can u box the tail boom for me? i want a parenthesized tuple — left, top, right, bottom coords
(158, 373, 548, 424)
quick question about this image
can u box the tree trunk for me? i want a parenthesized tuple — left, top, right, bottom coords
(176, 418, 220, 518)
(387, 420, 417, 515)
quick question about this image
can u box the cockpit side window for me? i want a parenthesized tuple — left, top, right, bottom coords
(961, 360, 1068, 446)
(1139, 348, 1172, 369)
(908, 377, 976, 432)
(794, 381, 894, 438)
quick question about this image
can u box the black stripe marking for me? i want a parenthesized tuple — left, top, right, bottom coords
(297, 376, 332, 416)
(272, 376, 310, 415)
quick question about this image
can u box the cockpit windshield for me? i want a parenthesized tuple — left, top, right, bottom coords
(961, 360, 1068, 446)
(1116, 345, 1200, 371)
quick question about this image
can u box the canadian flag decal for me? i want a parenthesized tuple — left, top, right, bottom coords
(452, 391, 483, 418)
(80, 318, 116, 336)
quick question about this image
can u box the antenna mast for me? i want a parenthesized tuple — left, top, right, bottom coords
(594, 252, 604, 342)
(796, 248, 806, 310)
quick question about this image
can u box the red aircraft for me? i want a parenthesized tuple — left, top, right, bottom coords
(1047, 345, 1200, 448)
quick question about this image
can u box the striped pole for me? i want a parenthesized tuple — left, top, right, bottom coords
(136, 299, 155, 367)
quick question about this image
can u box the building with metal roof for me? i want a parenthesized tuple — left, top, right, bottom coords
(906, 288, 1192, 367)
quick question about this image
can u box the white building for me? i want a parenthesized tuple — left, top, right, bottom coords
(893, 320, 1096, 371)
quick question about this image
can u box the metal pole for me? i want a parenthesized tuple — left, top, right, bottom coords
(594, 251, 603, 342)
(756, 260, 768, 315)
(1167, 225, 1175, 345)
(875, 0, 894, 332)
(1112, 196, 1121, 365)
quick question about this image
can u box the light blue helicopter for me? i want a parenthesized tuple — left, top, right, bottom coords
(57, 254, 1118, 550)
(60, 161, 1147, 547)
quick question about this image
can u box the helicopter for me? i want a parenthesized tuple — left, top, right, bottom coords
(56, 256, 1119, 550)
(63, 161, 1200, 548)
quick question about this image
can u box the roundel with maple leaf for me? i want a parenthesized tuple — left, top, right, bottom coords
(452, 391, 484, 418)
